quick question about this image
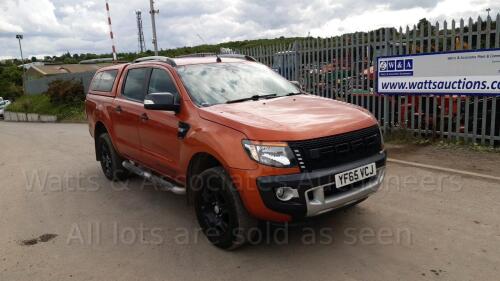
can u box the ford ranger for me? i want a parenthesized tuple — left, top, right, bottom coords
(85, 55, 386, 249)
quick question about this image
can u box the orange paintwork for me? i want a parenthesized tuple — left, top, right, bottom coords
(199, 94, 377, 141)
(86, 58, 379, 222)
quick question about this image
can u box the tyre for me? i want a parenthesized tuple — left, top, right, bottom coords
(98, 133, 129, 181)
(194, 167, 257, 250)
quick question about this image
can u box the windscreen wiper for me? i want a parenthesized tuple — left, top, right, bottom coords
(285, 92, 303, 96)
(226, 94, 277, 104)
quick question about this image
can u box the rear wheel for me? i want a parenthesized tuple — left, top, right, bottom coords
(194, 167, 257, 250)
(98, 133, 128, 181)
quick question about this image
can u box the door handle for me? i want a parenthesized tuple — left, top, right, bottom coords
(140, 113, 149, 121)
(114, 105, 122, 113)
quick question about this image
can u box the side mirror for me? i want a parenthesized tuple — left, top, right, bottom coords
(290, 80, 302, 90)
(144, 92, 179, 112)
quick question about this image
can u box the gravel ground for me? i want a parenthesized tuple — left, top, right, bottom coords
(0, 122, 499, 281)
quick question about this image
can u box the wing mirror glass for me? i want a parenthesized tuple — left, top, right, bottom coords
(144, 92, 179, 112)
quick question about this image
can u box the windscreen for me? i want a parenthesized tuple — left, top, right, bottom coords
(176, 62, 298, 107)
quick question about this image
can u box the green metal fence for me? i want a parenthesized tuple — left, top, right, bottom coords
(240, 15, 500, 146)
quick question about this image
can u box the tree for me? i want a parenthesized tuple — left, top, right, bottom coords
(417, 18, 434, 35)
(0, 63, 24, 100)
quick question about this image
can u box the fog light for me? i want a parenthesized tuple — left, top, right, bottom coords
(275, 186, 299, 201)
(378, 167, 386, 184)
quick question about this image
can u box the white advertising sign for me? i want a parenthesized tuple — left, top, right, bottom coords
(376, 49, 500, 96)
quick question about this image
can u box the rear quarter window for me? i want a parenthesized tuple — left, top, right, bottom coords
(90, 70, 118, 92)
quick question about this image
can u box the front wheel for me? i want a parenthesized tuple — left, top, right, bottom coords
(193, 167, 257, 250)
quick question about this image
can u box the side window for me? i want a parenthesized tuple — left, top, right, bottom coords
(98, 70, 118, 92)
(90, 70, 118, 92)
(148, 69, 179, 100)
(89, 72, 103, 91)
(122, 68, 149, 101)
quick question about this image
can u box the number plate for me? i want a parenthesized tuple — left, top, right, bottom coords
(334, 163, 377, 188)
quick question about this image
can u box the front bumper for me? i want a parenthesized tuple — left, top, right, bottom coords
(256, 151, 386, 219)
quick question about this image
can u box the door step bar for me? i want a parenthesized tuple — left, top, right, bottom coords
(122, 160, 186, 195)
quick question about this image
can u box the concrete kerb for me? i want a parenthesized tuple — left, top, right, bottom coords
(3, 111, 57, 123)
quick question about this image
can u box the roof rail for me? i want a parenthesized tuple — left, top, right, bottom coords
(219, 54, 257, 62)
(174, 53, 257, 62)
(133, 56, 177, 67)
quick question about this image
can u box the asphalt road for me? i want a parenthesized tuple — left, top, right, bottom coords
(0, 122, 499, 281)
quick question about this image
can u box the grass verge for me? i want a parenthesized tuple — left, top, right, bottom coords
(385, 128, 500, 153)
(6, 94, 85, 122)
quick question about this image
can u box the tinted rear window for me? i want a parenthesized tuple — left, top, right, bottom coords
(90, 70, 118, 92)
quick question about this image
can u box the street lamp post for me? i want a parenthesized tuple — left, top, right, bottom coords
(16, 34, 27, 95)
(486, 8, 491, 18)
(149, 0, 159, 56)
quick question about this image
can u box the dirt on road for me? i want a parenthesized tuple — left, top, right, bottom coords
(0, 122, 499, 281)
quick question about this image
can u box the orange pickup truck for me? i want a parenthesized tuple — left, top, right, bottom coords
(85, 55, 386, 249)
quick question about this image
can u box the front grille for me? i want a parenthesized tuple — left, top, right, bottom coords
(288, 125, 382, 172)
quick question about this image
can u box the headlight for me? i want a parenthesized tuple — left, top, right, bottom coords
(242, 140, 297, 168)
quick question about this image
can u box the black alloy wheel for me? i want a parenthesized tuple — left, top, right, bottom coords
(194, 167, 257, 250)
(98, 133, 129, 182)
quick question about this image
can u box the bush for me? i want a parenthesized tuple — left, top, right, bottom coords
(46, 79, 85, 106)
(0, 81, 23, 101)
(6, 94, 85, 122)
(0, 63, 24, 100)
(6, 95, 55, 114)
(5, 78, 86, 122)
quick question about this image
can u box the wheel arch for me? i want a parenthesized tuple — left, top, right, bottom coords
(186, 152, 224, 204)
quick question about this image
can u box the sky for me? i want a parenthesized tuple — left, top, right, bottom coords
(0, 0, 499, 60)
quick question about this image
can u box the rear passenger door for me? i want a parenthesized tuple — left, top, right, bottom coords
(111, 67, 149, 161)
(139, 67, 182, 177)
